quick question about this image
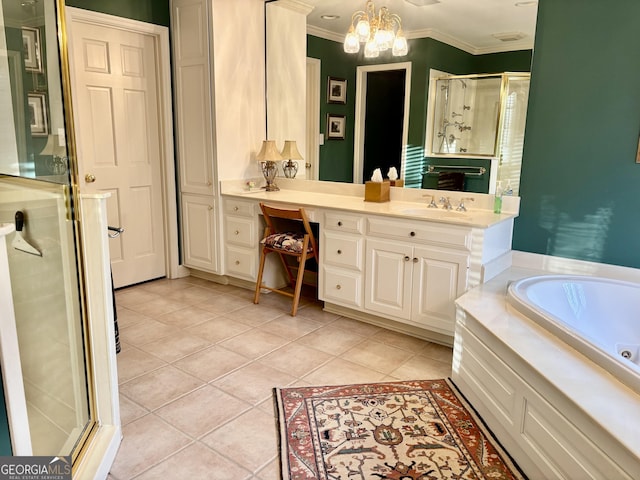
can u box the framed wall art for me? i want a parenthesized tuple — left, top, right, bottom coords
(22, 26, 43, 73)
(28, 93, 48, 136)
(326, 114, 346, 140)
(327, 77, 347, 104)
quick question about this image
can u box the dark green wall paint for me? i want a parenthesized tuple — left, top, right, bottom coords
(65, 0, 170, 26)
(308, 34, 531, 186)
(513, 0, 640, 268)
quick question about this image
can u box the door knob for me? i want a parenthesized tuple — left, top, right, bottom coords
(85, 173, 96, 183)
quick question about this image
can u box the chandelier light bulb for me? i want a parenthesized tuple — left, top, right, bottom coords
(344, 27, 360, 53)
(364, 38, 380, 58)
(392, 32, 409, 56)
(355, 19, 370, 42)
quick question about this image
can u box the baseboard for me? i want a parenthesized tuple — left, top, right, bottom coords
(323, 303, 453, 347)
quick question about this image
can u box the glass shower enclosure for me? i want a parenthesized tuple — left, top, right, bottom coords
(0, 0, 94, 461)
(426, 72, 531, 194)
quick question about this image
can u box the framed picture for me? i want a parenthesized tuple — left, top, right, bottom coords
(28, 93, 48, 136)
(22, 27, 42, 73)
(326, 114, 346, 140)
(327, 77, 347, 104)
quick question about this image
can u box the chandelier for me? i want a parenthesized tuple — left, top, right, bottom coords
(343, 1, 408, 58)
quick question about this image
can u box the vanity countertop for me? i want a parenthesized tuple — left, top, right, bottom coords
(220, 178, 518, 229)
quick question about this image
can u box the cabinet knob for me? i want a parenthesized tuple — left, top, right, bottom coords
(337, 249, 342, 254)
(85, 173, 96, 183)
(234, 230, 240, 235)
(410, 231, 416, 237)
(336, 284, 341, 290)
(207, 181, 212, 186)
(235, 260, 240, 265)
(208, 205, 213, 211)
(337, 221, 343, 226)
(404, 255, 411, 262)
(234, 206, 239, 211)
(413, 257, 418, 263)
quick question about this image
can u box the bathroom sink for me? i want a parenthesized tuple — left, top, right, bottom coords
(393, 207, 471, 220)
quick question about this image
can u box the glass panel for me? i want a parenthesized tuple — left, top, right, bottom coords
(430, 76, 502, 157)
(0, 0, 92, 457)
(1, 0, 70, 184)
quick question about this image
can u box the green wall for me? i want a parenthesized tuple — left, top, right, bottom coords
(65, 0, 170, 26)
(513, 0, 640, 268)
(308, 34, 531, 186)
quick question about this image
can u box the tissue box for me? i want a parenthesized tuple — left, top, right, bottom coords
(364, 181, 390, 202)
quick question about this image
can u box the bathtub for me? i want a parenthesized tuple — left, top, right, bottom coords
(507, 274, 640, 394)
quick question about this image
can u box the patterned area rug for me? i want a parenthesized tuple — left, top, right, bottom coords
(274, 378, 526, 480)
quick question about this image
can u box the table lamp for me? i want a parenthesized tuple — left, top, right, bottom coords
(256, 140, 283, 191)
(280, 140, 303, 179)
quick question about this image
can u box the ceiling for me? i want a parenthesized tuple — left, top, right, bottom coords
(300, 0, 538, 55)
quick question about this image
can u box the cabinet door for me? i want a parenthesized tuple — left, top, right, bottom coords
(172, 0, 214, 195)
(364, 239, 413, 319)
(181, 194, 218, 272)
(412, 246, 469, 334)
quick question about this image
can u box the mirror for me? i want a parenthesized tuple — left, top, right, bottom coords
(266, 0, 538, 193)
(0, 0, 69, 184)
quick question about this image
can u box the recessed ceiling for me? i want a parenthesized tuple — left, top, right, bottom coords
(301, 0, 538, 55)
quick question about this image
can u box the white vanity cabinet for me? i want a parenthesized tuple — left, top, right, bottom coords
(364, 216, 471, 335)
(320, 212, 365, 309)
(223, 199, 258, 281)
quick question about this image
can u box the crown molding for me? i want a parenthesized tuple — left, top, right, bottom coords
(273, 0, 314, 16)
(307, 25, 533, 56)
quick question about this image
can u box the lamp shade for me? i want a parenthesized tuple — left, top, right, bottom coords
(280, 140, 303, 160)
(256, 140, 283, 162)
(40, 134, 66, 157)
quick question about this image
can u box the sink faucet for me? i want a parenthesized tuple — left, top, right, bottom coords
(439, 196, 453, 210)
(456, 197, 475, 211)
(422, 194, 438, 208)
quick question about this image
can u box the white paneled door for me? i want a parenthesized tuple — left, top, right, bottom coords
(69, 17, 166, 288)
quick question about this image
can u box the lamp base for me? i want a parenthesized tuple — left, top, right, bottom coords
(283, 159, 298, 179)
(261, 160, 279, 192)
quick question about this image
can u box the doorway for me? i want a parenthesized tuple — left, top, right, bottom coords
(362, 69, 406, 183)
(65, 8, 179, 288)
(353, 62, 411, 184)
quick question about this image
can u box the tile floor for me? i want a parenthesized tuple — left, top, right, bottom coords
(108, 276, 453, 479)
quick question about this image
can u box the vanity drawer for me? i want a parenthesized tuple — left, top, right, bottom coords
(323, 232, 363, 271)
(225, 216, 256, 247)
(322, 266, 363, 308)
(223, 198, 255, 217)
(324, 212, 364, 234)
(367, 216, 471, 250)
(225, 245, 257, 280)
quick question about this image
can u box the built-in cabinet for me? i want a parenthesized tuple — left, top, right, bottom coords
(171, 0, 219, 273)
(181, 194, 217, 271)
(220, 187, 514, 340)
(365, 240, 469, 334)
(320, 212, 365, 309)
(321, 213, 472, 337)
(222, 199, 258, 281)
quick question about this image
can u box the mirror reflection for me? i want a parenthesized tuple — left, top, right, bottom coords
(266, 0, 538, 194)
(0, 0, 69, 184)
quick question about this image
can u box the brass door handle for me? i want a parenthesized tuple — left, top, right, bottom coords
(85, 173, 96, 183)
